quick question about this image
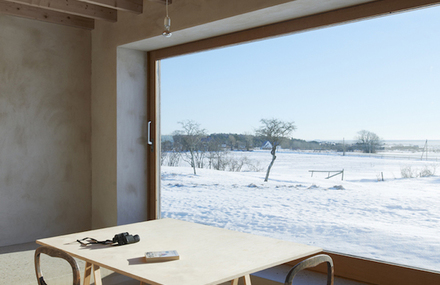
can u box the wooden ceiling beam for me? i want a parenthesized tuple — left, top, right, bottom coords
(150, 0, 172, 4)
(0, 0, 94, 29)
(0, 0, 171, 29)
(77, 0, 142, 13)
(2, 0, 117, 21)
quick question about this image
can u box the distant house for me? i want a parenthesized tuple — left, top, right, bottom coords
(261, 141, 273, 150)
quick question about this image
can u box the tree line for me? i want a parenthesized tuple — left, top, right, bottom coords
(161, 119, 383, 181)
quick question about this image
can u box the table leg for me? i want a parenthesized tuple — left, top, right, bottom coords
(83, 262, 103, 285)
(230, 275, 252, 285)
(83, 262, 92, 285)
(93, 264, 103, 285)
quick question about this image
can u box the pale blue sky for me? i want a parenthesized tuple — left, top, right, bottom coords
(161, 6, 440, 141)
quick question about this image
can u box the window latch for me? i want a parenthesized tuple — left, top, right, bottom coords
(147, 121, 153, 145)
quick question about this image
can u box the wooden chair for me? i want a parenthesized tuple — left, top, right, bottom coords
(284, 254, 334, 285)
(34, 246, 81, 285)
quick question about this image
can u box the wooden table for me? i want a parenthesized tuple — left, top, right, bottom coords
(36, 218, 321, 285)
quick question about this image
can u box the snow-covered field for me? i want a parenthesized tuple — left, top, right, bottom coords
(161, 150, 440, 272)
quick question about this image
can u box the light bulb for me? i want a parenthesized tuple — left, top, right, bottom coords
(163, 16, 171, 37)
(162, 0, 172, 38)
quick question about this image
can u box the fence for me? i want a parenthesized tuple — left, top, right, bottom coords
(309, 169, 344, 180)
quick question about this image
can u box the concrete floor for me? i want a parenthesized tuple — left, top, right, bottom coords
(1, 242, 366, 285)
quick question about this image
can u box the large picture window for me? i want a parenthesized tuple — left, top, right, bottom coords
(159, 6, 440, 272)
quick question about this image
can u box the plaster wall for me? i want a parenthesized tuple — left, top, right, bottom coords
(116, 48, 149, 225)
(0, 15, 91, 246)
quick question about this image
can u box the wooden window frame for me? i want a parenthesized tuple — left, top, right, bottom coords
(146, 0, 440, 283)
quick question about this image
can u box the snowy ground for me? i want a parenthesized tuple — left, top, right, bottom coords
(161, 150, 440, 272)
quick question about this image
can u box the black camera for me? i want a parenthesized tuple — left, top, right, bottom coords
(112, 232, 140, 245)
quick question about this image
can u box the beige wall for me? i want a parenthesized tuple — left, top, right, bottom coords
(0, 15, 91, 246)
(116, 48, 149, 225)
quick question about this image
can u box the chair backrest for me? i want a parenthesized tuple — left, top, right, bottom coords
(34, 246, 81, 285)
(284, 254, 334, 285)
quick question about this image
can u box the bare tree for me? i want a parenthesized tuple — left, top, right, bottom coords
(228, 135, 236, 150)
(243, 134, 254, 151)
(256, 118, 296, 182)
(356, 130, 382, 153)
(206, 137, 227, 170)
(174, 120, 207, 175)
(160, 140, 173, 166)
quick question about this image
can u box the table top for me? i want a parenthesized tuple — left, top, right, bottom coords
(36, 218, 321, 285)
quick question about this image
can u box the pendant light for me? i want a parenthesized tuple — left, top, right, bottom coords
(162, 0, 172, 37)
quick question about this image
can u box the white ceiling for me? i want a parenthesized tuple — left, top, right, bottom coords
(122, 0, 377, 51)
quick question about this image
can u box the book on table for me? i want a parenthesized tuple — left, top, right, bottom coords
(145, 250, 179, 262)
